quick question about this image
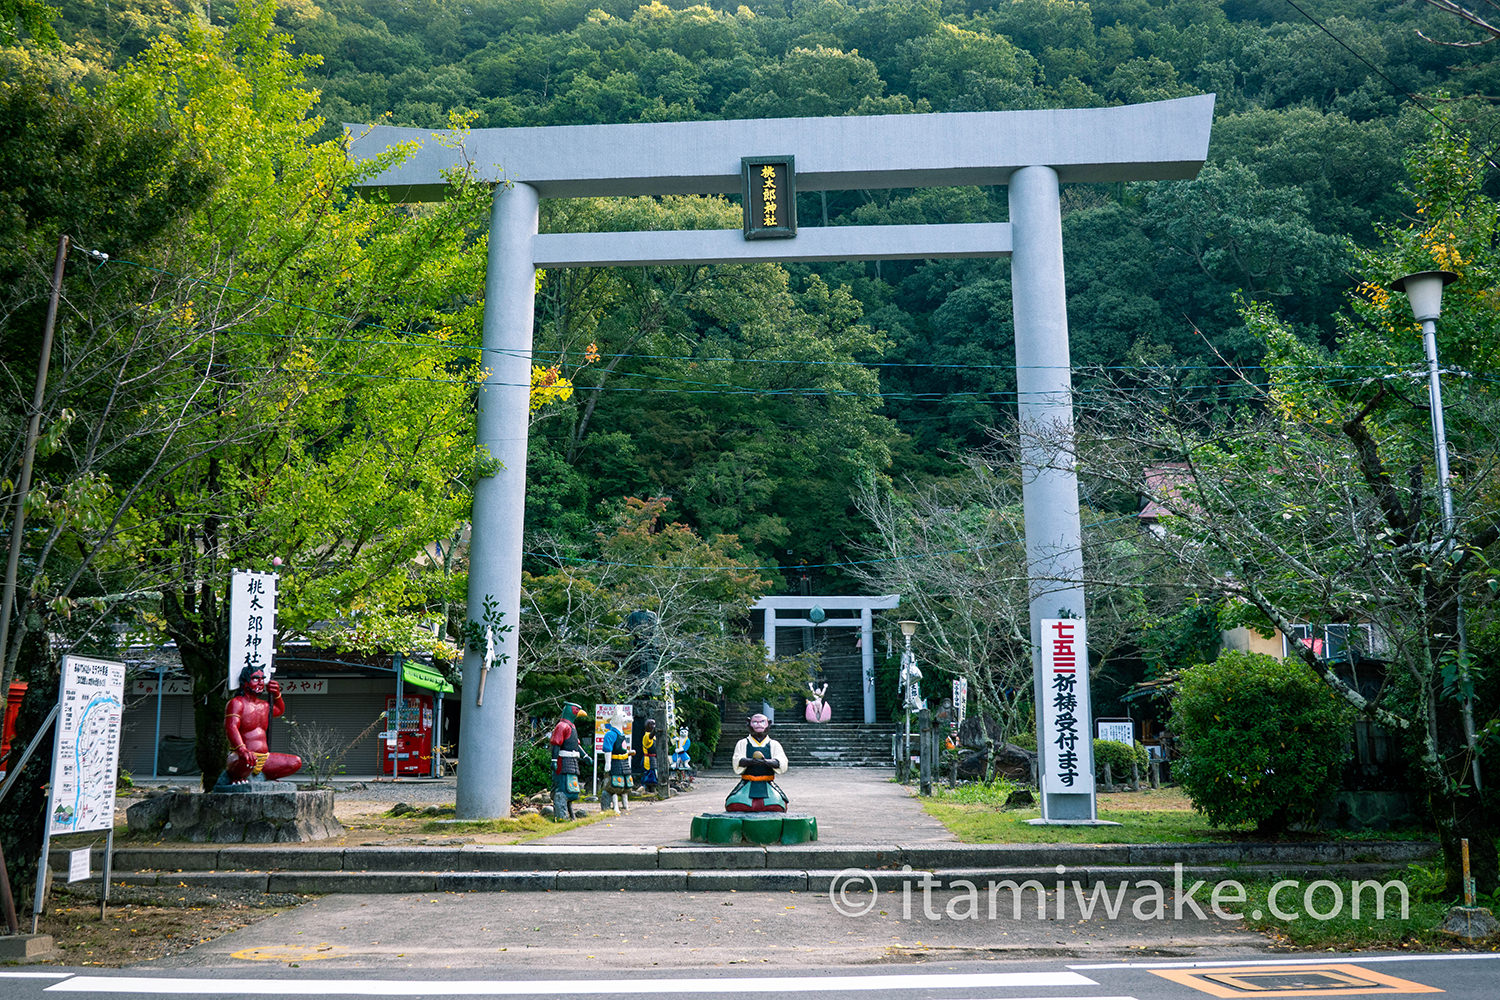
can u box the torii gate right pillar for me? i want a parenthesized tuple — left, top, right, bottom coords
(1011, 166, 1095, 823)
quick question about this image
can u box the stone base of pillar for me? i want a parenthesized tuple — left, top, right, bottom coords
(126, 788, 342, 843)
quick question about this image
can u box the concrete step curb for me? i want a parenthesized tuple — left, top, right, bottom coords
(70, 861, 1417, 894)
(61, 839, 1438, 875)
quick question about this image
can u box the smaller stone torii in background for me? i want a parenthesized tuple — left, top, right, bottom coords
(347, 95, 1215, 826)
(754, 594, 900, 726)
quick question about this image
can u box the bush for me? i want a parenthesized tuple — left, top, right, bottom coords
(679, 696, 721, 770)
(512, 738, 554, 798)
(1093, 738, 1148, 781)
(287, 717, 380, 788)
(1171, 650, 1354, 834)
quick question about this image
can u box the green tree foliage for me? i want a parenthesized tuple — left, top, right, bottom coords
(15, 0, 1486, 584)
(0, 67, 222, 902)
(528, 194, 897, 575)
(1, 0, 56, 45)
(108, 3, 495, 787)
(271, 0, 1478, 489)
(1171, 651, 1354, 834)
(0, 2, 503, 794)
(1087, 118, 1500, 891)
(520, 496, 805, 714)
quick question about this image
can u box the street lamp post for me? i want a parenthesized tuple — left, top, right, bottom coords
(897, 620, 924, 788)
(1389, 270, 1482, 794)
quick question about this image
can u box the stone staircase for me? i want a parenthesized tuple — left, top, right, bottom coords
(716, 721, 897, 768)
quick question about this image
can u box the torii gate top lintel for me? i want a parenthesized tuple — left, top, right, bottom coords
(347, 94, 1214, 201)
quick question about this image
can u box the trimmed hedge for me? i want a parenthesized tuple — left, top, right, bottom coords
(1094, 738, 1148, 781)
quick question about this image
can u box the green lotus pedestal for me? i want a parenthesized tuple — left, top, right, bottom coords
(689, 811, 818, 845)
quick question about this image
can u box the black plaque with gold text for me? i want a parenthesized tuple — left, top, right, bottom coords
(741, 155, 796, 239)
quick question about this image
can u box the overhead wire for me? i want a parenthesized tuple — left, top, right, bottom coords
(1279, 0, 1500, 174)
(522, 513, 1147, 573)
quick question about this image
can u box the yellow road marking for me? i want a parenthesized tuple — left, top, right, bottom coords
(229, 943, 345, 962)
(1150, 963, 1443, 997)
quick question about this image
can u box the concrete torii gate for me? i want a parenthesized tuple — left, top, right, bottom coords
(348, 95, 1214, 823)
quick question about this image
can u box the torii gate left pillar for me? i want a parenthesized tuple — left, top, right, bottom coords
(349, 97, 1214, 821)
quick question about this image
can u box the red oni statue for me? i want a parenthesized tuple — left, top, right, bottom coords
(223, 666, 303, 783)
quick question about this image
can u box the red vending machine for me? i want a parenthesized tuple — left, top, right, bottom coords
(380, 693, 434, 776)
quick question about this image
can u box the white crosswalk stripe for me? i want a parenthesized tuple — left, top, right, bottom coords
(44, 971, 1110, 996)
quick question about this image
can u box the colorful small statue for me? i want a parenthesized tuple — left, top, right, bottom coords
(670, 727, 692, 774)
(725, 712, 788, 812)
(600, 707, 632, 813)
(223, 666, 302, 784)
(549, 701, 589, 821)
(804, 680, 832, 723)
(636, 718, 658, 794)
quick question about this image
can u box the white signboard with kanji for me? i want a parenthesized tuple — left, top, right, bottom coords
(1038, 618, 1093, 796)
(228, 570, 278, 693)
(664, 672, 677, 738)
(46, 655, 126, 835)
(131, 677, 192, 697)
(275, 678, 328, 695)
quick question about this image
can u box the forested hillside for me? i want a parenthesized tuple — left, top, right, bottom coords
(289, 0, 1494, 580)
(10, 0, 1500, 584)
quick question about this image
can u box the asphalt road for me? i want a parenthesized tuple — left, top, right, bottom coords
(5, 954, 1498, 999)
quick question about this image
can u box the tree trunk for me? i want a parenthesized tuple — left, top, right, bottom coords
(162, 586, 231, 791)
(1433, 788, 1499, 897)
(190, 646, 229, 792)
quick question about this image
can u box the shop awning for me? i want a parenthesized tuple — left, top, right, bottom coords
(402, 662, 455, 694)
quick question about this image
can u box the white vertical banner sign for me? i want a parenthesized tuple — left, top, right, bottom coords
(34, 654, 126, 930)
(663, 672, 677, 737)
(228, 571, 279, 693)
(1038, 618, 1093, 796)
(952, 677, 968, 727)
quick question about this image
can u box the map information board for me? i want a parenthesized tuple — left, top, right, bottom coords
(47, 655, 126, 835)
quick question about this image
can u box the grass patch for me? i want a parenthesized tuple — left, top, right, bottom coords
(419, 809, 607, 841)
(921, 783, 1253, 843)
(1239, 864, 1497, 951)
(933, 778, 1020, 806)
(920, 783, 1433, 844)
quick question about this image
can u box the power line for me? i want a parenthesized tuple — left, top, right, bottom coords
(1279, 0, 1500, 173)
(523, 514, 1145, 572)
(210, 358, 1425, 404)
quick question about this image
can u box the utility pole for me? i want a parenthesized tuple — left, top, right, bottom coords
(0, 235, 68, 686)
(0, 234, 68, 945)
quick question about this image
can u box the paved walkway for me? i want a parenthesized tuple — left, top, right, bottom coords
(539, 768, 955, 846)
